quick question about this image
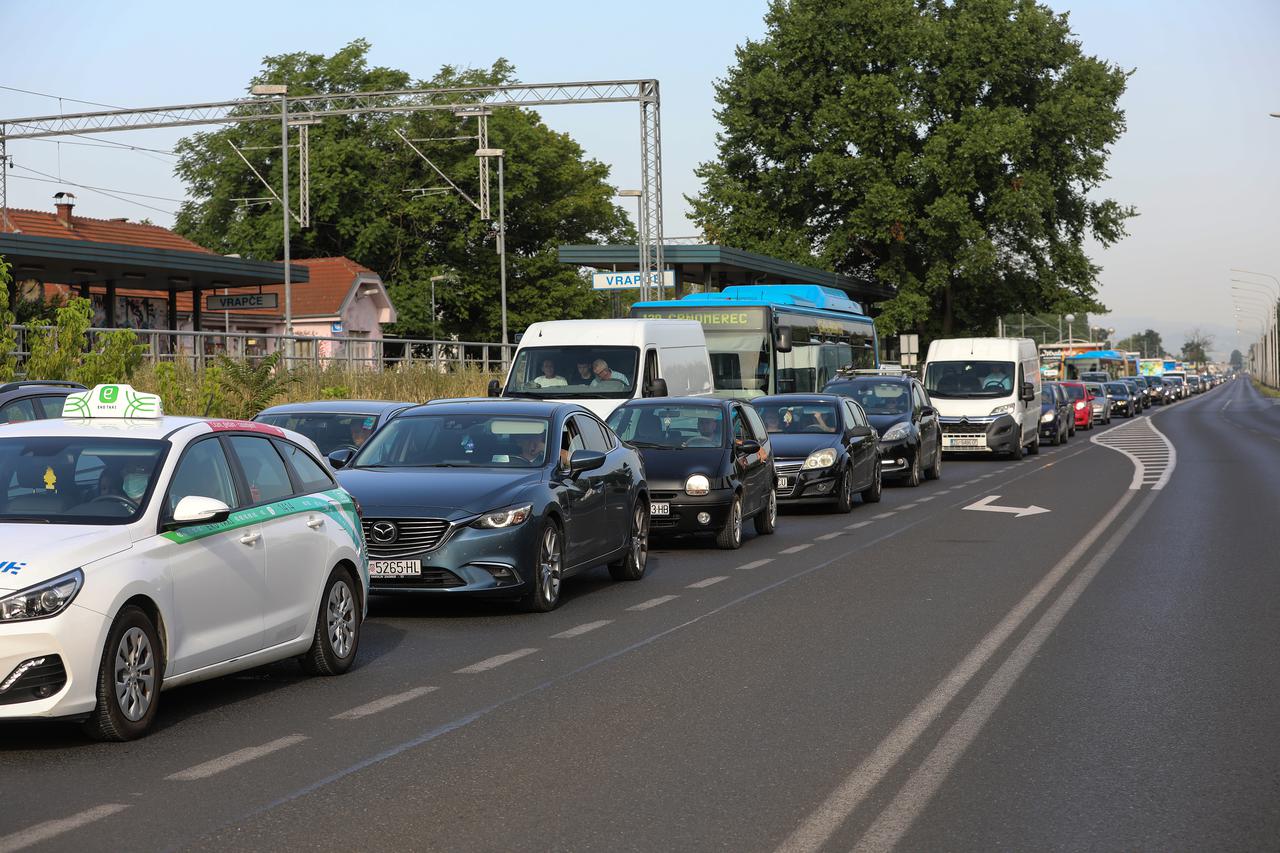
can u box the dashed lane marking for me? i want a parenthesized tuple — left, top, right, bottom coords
(737, 559, 774, 571)
(915, 496, 936, 502)
(551, 620, 613, 639)
(845, 521, 872, 530)
(0, 805, 130, 853)
(688, 576, 729, 589)
(872, 512, 896, 520)
(817, 531, 844, 541)
(167, 735, 309, 781)
(781, 544, 813, 554)
(332, 687, 438, 720)
(628, 595, 679, 611)
(899, 503, 918, 510)
(455, 648, 539, 674)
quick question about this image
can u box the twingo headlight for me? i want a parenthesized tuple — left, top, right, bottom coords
(471, 504, 533, 530)
(685, 474, 711, 496)
(1040, 410, 1056, 423)
(881, 422, 911, 442)
(990, 403, 1015, 416)
(0, 570, 83, 622)
(803, 448, 837, 470)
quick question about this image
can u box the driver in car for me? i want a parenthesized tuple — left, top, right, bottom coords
(514, 431, 548, 464)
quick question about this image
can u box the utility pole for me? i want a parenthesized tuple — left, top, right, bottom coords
(477, 147, 507, 361)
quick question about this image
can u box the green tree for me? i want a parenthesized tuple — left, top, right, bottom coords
(1115, 329, 1165, 359)
(1229, 348, 1243, 370)
(1180, 327, 1213, 365)
(24, 297, 145, 384)
(215, 350, 295, 419)
(174, 41, 632, 342)
(0, 257, 18, 382)
(690, 0, 1134, 339)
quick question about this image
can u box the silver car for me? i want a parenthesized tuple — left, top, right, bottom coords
(1083, 382, 1112, 425)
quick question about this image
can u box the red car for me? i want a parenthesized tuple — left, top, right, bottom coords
(1058, 381, 1093, 432)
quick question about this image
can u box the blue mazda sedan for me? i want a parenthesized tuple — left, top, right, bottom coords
(332, 400, 649, 612)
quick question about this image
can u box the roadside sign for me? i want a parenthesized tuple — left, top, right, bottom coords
(206, 293, 279, 311)
(591, 270, 676, 291)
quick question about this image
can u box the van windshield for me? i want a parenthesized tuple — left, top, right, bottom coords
(924, 361, 1015, 399)
(505, 346, 639, 399)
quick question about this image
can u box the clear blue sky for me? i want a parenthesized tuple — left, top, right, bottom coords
(3, 0, 1278, 358)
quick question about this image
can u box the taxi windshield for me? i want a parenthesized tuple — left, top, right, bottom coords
(352, 414, 552, 468)
(0, 437, 167, 524)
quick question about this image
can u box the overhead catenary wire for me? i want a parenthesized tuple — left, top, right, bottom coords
(9, 164, 179, 216)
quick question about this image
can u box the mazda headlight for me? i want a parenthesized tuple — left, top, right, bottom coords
(1040, 411, 1055, 423)
(803, 448, 837, 470)
(0, 570, 83, 622)
(989, 403, 1015, 416)
(881, 422, 911, 442)
(471, 504, 533, 529)
(685, 474, 710, 496)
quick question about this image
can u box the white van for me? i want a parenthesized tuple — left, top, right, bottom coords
(493, 319, 715, 420)
(922, 337, 1042, 459)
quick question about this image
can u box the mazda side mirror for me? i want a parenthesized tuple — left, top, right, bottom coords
(568, 449, 606, 477)
(328, 448, 356, 469)
(167, 495, 231, 529)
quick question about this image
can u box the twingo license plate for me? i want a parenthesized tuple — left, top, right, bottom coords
(650, 502, 671, 516)
(369, 560, 421, 578)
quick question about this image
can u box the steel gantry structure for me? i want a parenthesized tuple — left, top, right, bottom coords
(0, 79, 667, 344)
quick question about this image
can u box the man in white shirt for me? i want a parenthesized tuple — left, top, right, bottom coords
(533, 358, 568, 388)
(590, 359, 630, 386)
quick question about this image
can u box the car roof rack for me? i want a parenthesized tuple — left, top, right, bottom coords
(0, 380, 87, 393)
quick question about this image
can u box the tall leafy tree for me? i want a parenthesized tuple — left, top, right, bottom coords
(1229, 349, 1243, 370)
(1116, 329, 1165, 358)
(174, 41, 632, 341)
(690, 0, 1134, 339)
(1180, 327, 1213, 365)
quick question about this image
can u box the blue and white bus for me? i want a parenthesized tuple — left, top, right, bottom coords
(630, 285, 879, 398)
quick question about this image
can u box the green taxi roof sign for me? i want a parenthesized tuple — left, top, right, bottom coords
(63, 384, 164, 419)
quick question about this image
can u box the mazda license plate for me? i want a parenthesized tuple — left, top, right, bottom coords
(369, 560, 421, 578)
(650, 502, 670, 516)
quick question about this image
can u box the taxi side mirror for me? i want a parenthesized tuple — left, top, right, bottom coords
(168, 495, 232, 529)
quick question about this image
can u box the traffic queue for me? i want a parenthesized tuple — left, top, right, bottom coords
(0, 314, 1227, 740)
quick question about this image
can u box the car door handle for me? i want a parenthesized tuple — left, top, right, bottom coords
(239, 532, 261, 546)
(306, 516, 325, 529)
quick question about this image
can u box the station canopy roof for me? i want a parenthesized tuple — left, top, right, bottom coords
(0, 231, 309, 292)
(558, 243, 896, 305)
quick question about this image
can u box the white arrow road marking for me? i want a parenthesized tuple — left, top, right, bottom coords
(962, 495, 1050, 518)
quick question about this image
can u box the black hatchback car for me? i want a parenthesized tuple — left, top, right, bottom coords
(333, 400, 649, 612)
(607, 397, 776, 549)
(823, 372, 941, 485)
(1039, 382, 1071, 445)
(255, 399, 413, 458)
(0, 381, 86, 424)
(751, 394, 882, 511)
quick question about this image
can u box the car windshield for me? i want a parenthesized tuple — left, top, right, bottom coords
(924, 361, 1015, 398)
(256, 411, 382, 456)
(1166, 376, 1185, 385)
(352, 414, 551, 468)
(505, 346, 639, 399)
(833, 379, 911, 415)
(1061, 384, 1086, 401)
(755, 403, 840, 434)
(1106, 383, 1129, 395)
(0, 437, 167, 524)
(607, 405, 724, 449)
(1084, 383, 1105, 395)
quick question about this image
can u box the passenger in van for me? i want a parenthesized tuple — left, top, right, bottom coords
(590, 359, 630, 386)
(571, 361, 595, 385)
(533, 358, 568, 388)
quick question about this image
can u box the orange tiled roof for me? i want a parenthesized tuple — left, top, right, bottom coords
(1, 206, 213, 254)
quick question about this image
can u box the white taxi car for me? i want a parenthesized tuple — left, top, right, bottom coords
(0, 384, 368, 740)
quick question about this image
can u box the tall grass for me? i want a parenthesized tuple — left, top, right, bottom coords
(128, 362, 499, 418)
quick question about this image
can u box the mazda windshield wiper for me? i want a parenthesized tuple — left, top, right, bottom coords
(627, 441, 671, 449)
(0, 517, 51, 523)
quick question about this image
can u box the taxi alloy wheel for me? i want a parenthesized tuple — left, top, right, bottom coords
(84, 605, 163, 741)
(611, 502, 650, 580)
(302, 567, 361, 675)
(525, 520, 564, 612)
(716, 495, 743, 550)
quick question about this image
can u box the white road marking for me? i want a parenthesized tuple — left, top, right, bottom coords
(0, 805, 130, 853)
(780, 544, 812, 554)
(817, 531, 844, 541)
(845, 521, 872, 530)
(454, 648, 539, 674)
(167, 735, 309, 781)
(688, 576, 729, 589)
(627, 595, 679, 611)
(332, 687, 438, 720)
(898, 503, 918, 510)
(1221, 398, 1231, 411)
(1091, 417, 1176, 490)
(852, 489, 1162, 853)
(915, 496, 936, 502)
(775, 488, 1141, 853)
(551, 620, 613, 639)
(872, 512, 896, 519)
(737, 559, 774, 571)
(962, 495, 1050, 518)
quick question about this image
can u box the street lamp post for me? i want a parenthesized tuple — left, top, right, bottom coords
(476, 148, 507, 363)
(1065, 313, 1075, 344)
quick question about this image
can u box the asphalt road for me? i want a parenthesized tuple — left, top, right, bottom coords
(1, 378, 1275, 852)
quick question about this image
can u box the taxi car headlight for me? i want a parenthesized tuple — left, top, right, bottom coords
(803, 448, 837, 470)
(0, 570, 83, 622)
(685, 474, 711, 496)
(989, 403, 1015, 416)
(1040, 411, 1056, 423)
(881, 422, 911, 442)
(471, 504, 533, 529)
